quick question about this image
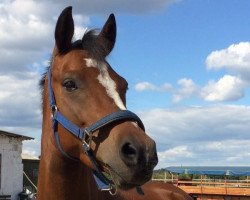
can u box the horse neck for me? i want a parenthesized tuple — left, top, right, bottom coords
(37, 88, 101, 200)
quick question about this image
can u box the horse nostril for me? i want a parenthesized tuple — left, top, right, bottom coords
(120, 142, 138, 166)
(122, 143, 137, 157)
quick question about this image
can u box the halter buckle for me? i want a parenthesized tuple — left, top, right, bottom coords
(82, 129, 92, 152)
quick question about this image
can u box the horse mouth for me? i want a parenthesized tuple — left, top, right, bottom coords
(102, 164, 152, 190)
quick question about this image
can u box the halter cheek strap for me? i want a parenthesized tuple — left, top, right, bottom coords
(48, 67, 145, 194)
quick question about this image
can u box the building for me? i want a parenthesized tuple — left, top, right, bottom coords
(0, 130, 33, 200)
(22, 154, 39, 194)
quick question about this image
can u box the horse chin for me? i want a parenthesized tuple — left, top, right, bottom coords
(116, 181, 140, 190)
(107, 166, 152, 191)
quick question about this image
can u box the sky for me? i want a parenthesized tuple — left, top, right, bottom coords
(0, 0, 250, 169)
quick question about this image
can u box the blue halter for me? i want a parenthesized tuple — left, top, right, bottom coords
(47, 67, 145, 194)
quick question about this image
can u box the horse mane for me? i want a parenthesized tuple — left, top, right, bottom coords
(39, 29, 108, 90)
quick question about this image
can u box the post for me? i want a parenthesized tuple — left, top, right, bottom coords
(200, 175, 203, 200)
(224, 175, 227, 195)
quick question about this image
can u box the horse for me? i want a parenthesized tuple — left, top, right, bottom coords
(37, 6, 192, 200)
(119, 181, 193, 199)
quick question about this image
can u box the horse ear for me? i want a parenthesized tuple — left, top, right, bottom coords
(55, 6, 74, 54)
(97, 14, 116, 57)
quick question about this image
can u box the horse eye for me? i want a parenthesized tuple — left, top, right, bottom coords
(62, 80, 77, 91)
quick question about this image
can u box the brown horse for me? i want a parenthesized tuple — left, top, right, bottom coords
(37, 6, 192, 200)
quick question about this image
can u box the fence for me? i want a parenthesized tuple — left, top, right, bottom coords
(152, 176, 250, 197)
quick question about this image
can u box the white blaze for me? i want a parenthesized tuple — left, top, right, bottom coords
(85, 58, 126, 110)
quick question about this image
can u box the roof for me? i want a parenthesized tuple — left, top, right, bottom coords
(166, 166, 250, 176)
(0, 130, 34, 140)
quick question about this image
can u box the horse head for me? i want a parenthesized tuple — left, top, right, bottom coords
(42, 6, 158, 191)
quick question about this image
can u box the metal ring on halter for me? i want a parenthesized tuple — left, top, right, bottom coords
(103, 167, 118, 195)
(97, 183, 116, 195)
(108, 185, 117, 196)
(51, 105, 58, 118)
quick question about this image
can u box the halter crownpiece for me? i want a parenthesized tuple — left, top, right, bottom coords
(47, 67, 145, 194)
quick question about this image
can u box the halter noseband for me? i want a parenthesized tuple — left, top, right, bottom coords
(48, 67, 145, 194)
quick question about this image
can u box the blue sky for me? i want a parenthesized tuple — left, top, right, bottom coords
(0, 0, 250, 168)
(83, 0, 250, 112)
(110, 0, 250, 109)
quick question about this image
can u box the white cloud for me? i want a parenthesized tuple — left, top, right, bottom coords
(162, 83, 173, 91)
(201, 75, 245, 102)
(135, 74, 249, 103)
(157, 139, 250, 168)
(158, 146, 193, 167)
(0, 71, 41, 129)
(0, 0, 54, 50)
(172, 78, 199, 103)
(159, 146, 193, 158)
(191, 140, 250, 166)
(22, 139, 41, 158)
(136, 42, 250, 103)
(135, 81, 172, 92)
(202, 42, 250, 102)
(136, 75, 248, 103)
(134, 79, 199, 103)
(135, 82, 157, 91)
(0, 0, 90, 75)
(0, 0, 180, 160)
(18, 104, 250, 167)
(41, 0, 179, 15)
(138, 105, 250, 167)
(143, 105, 250, 144)
(0, 0, 249, 168)
(0, 0, 176, 74)
(0, 1, 91, 142)
(206, 42, 250, 81)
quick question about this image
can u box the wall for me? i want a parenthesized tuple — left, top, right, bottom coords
(0, 135, 23, 200)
